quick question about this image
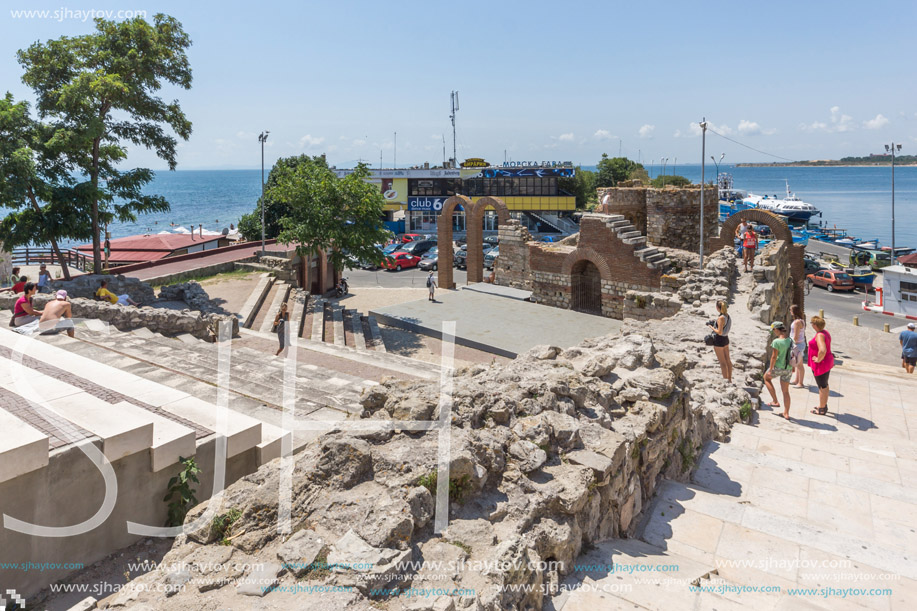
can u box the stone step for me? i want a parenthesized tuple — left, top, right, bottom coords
(618, 230, 642, 240)
(72, 330, 366, 414)
(348, 310, 367, 352)
(0, 406, 49, 484)
(633, 247, 659, 259)
(558, 537, 715, 611)
(367, 315, 386, 352)
(288, 290, 308, 339)
(239, 273, 274, 329)
(311, 298, 325, 342)
(258, 281, 291, 334)
(331, 304, 345, 347)
(622, 237, 647, 247)
(647, 257, 670, 270)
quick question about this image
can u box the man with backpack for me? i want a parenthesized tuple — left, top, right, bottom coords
(426, 271, 437, 302)
(764, 321, 795, 420)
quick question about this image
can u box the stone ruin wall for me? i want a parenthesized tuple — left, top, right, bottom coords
(646, 186, 719, 253)
(528, 215, 664, 320)
(750, 240, 794, 324)
(493, 220, 534, 290)
(110, 247, 779, 611)
(596, 186, 648, 234)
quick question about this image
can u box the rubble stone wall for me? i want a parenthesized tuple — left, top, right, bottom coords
(50, 273, 155, 304)
(529, 215, 663, 319)
(107, 248, 773, 611)
(749, 240, 794, 324)
(623, 290, 683, 321)
(646, 187, 719, 253)
(596, 187, 648, 234)
(494, 220, 534, 290)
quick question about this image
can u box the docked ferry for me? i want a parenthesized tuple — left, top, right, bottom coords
(742, 181, 821, 223)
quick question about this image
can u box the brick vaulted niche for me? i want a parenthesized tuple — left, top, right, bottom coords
(437, 195, 510, 289)
(712, 209, 806, 313)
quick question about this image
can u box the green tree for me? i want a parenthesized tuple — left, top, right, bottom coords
(559, 167, 597, 209)
(239, 154, 326, 242)
(17, 14, 193, 273)
(0, 94, 92, 279)
(651, 175, 692, 188)
(595, 154, 644, 188)
(271, 160, 390, 271)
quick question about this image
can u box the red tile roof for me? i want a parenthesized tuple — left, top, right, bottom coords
(898, 253, 917, 265)
(76, 233, 223, 253)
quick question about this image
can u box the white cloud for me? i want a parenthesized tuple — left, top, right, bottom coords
(736, 120, 776, 136)
(558, 132, 575, 142)
(638, 124, 655, 138)
(863, 114, 889, 130)
(593, 129, 615, 141)
(299, 134, 325, 149)
(352, 139, 366, 147)
(800, 107, 857, 133)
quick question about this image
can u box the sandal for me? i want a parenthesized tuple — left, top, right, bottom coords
(810, 407, 828, 416)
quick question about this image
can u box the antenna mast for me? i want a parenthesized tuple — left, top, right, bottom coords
(442, 134, 446, 167)
(450, 91, 459, 167)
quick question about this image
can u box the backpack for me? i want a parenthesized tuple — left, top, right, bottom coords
(426, 276, 432, 288)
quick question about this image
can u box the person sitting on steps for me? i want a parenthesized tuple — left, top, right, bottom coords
(39, 290, 75, 337)
(96, 279, 139, 306)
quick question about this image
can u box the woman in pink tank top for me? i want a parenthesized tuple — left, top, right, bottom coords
(807, 315, 834, 415)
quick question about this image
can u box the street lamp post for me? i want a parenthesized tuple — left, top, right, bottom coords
(711, 153, 725, 196)
(700, 119, 707, 266)
(661, 157, 668, 187)
(885, 143, 902, 266)
(258, 131, 270, 254)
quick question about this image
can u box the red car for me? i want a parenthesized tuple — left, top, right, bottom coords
(401, 233, 423, 243)
(384, 252, 421, 271)
(807, 270, 856, 292)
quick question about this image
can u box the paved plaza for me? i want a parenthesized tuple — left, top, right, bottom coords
(370, 283, 622, 357)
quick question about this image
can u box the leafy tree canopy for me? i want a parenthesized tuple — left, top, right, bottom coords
(559, 167, 597, 209)
(595, 154, 644, 188)
(651, 175, 692, 188)
(268, 159, 391, 271)
(16, 13, 193, 273)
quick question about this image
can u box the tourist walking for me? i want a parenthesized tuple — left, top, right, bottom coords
(11, 282, 42, 327)
(789, 304, 807, 387)
(36, 264, 54, 293)
(707, 300, 733, 382)
(273, 302, 289, 356)
(741, 226, 758, 273)
(96, 279, 139, 306)
(39, 290, 75, 337)
(900, 322, 917, 374)
(808, 315, 835, 416)
(764, 321, 795, 419)
(735, 221, 749, 258)
(427, 271, 437, 301)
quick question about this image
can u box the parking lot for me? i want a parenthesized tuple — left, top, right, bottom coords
(344, 266, 468, 289)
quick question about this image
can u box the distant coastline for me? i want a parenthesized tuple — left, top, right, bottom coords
(738, 155, 917, 168)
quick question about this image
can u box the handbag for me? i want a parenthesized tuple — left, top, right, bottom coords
(704, 333, 717, 346)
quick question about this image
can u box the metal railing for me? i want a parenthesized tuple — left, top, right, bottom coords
(11, 247, 93, 273)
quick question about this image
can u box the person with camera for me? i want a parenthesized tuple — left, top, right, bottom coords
(707, 300, 732, 382)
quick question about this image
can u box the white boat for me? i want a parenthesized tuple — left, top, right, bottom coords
(742, 181, 821, 222)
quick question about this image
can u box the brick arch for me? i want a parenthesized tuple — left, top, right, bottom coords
(710, 209, 805, 316)
(437, 195, 472, 290)
(561, 247, 613, 282)
(715, 209, 793, 248)
(466, 196, 511, 284)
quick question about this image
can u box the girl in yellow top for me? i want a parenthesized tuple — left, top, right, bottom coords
(96, 279, 139, 306)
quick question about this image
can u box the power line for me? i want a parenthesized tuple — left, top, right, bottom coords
(706, 127, 796, 162)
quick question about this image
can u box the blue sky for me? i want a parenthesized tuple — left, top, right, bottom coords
(2, 0, 915, 170)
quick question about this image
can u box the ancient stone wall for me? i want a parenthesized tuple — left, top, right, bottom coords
(623, 290, 683, 321)
(51, 274, 155, 304)
(646, 186, 719, 253)
(529, 214, 664, 319)
(0, 244, 12, 287)
(749, 240, 794, 324)
(493, 220, 533, 290)
(596, 187, 647, 234)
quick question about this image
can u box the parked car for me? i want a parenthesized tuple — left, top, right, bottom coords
(383, 243, 403, 255)
(454, 244, 493, 269)
(484, 246, 499, 270)
(383, 252, 422, 271)
(807, 270, 856, 292)
(399, 239, 437, 257)
(418, 249, 439, 271)
(401, 233, 423, 243)
(483, 235, 499, 246)
(803, 258, 822, 275)
(539, 235, 561, 243)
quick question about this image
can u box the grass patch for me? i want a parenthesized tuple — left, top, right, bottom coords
(418, 470, 472, 504)
(210, 508, 243, 545)
(153, 268, 259, 291)
(448, 540, 473, 554)
(739, 400, 753, 422)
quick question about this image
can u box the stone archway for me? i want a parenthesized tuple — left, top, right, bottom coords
(466, 196, 510, 283)
(711, 209, 805, 313)
(437, 195, 472, 290)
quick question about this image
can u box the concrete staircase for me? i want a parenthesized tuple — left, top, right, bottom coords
(238, 275, 386, 352)
(600, 214, 672, 272)
(557, 362, 917, 610)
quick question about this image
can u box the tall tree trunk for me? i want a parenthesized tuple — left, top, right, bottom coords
(26, 185, 71, 280)
(91, 136, 101, 275)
